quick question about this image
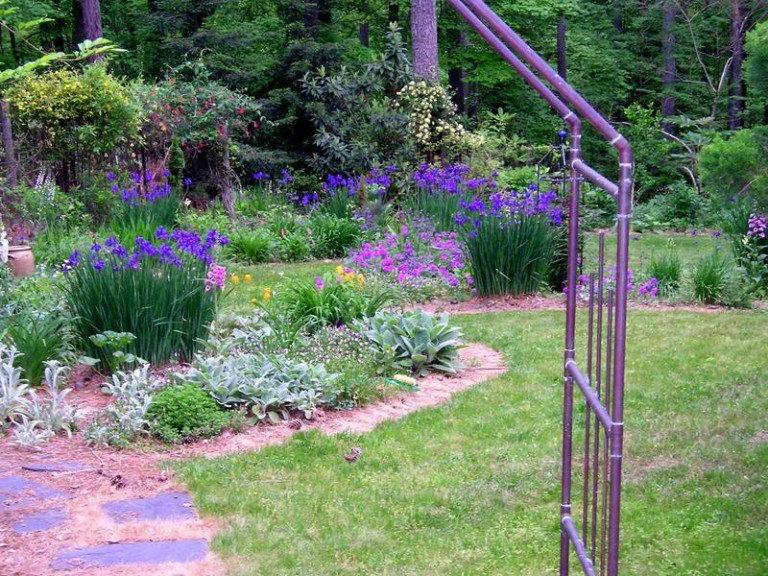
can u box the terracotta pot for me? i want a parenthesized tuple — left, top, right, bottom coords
(7, 245, 35, 277)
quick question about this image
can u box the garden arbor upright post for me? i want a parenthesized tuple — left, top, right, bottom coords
(443, 2, 634, 575)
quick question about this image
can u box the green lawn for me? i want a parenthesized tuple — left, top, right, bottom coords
(180, 309, 768, 575)
(583, 231, 727, 273)
(221, 260, 342, 311)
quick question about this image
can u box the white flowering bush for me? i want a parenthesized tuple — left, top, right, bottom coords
(396, 81, 469, 155)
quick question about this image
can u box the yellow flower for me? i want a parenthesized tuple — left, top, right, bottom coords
(356, 274, 365, 286)
(244, 274, 252, 284)
(251, 298, 258, 305)
(231, 275, 240, 285)
(263, 287, 272, 303)
(345, 272, 355, 283)
(335, 265, 344, 275)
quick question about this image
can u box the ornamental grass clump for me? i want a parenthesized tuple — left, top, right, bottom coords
(457, 188, 563, 296)
(62, 228, 229, 366)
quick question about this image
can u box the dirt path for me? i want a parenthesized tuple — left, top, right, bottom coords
(0, 343, 507, 576)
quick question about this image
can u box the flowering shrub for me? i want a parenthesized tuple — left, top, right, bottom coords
(396, 81, 470, 155)
(348, 219, 470, 295)
(62, 228, 229, 365)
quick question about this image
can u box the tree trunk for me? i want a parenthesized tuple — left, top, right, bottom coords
(557, 15, 567, 80)
(411, 0, 439, 80)
(73, 0, 103, 61)
(661, 0, 676, 131)
(449, 30, 470, 115)
(305, 0, 319, 37)
(389, 3, 400, 26)
(218, 123, 235, 220)
(0, 101, 18, 189)
(612, 0, 623, 32)
(359, 0, 370, 47)
(729, 0, 745, 130)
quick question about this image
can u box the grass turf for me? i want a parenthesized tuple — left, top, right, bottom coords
(179, 309, 768, 575)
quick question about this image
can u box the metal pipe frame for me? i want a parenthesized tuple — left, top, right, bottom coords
(445, 2, 633, 575)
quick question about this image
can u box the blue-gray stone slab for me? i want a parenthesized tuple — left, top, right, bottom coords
(12, 507, 68, 534)
(0, 476, 72, 510)
(51, 539, 208, 570)
(22, 461, 91, 473)
(102, 491, 196, 523)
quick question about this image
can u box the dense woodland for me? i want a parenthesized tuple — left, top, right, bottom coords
(1, 0, 768, 219)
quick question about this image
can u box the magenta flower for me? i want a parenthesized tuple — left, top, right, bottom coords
(315, 276, 324, 291)
(205, 264, 227, 292)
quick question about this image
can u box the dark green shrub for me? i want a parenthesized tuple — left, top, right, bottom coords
(146, 383, 229, 444)
(699, 127, 768, 211)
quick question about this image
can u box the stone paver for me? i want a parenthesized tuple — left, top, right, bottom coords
(12, 508, 68, 534)
(22, 461, 92, 473)
(51, 539, 208, 570)
(0, 475, 72, 510)
(102, 491, 197, 523)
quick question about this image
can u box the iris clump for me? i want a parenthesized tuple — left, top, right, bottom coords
(62, 228, 229, 366)
(109, 169, 181, 243)
(456, 187, 563, 296)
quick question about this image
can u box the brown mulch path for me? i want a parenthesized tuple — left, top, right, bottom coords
(0, 343, 507, 576)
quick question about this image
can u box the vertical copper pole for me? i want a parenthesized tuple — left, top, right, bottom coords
(560, 123, 582, 576)
(600, 290, 615, 576)
(582, 274, 596, 544)
(608, 151, 633, 576)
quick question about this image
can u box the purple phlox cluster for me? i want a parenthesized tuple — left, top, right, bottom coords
(183, 177, 193, 187)
(205, 264, 227, 292)
(348, 219, 467, 289)
(748, 214, 766, 239)
(280, 169, 293, 185)
(252, 172, 271, 181)
(637, 277, 660, 298)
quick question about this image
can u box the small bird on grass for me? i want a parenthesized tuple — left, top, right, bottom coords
(344, 447, 362, 462)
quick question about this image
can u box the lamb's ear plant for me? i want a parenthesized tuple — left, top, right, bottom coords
(0, 343, 29, 427)
(360, 309, 463, 377)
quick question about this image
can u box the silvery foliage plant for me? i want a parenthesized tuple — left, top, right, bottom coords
(14, 361, 78, 449)
(180, 352, 338, 421)
(0, 343, 29, 427)
(84, 364, 158, 447)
